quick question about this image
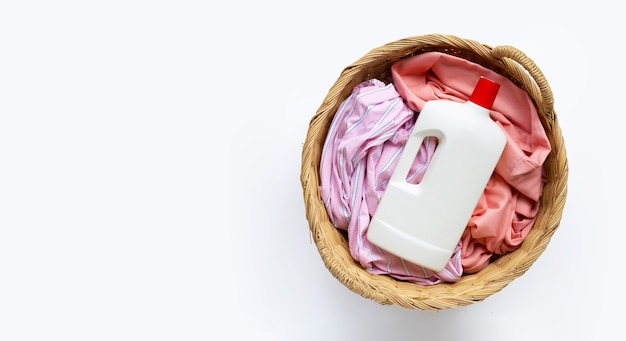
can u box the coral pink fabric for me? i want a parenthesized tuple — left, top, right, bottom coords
(391, 52, 551, 272)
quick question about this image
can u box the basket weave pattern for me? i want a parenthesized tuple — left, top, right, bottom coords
(300, 34, 568, 310)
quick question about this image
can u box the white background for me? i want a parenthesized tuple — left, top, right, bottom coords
(0, 1, 622, 340)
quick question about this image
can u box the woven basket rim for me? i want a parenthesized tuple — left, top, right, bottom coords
(300, 33, 568, 310)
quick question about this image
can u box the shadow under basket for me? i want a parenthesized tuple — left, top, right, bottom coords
(300, 34, 568, 310)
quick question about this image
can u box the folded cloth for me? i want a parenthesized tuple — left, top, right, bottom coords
(391, 52, 551, 273)
(319, 79, 463, 285)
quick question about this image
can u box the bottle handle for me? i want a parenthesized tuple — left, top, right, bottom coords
(491, 45, 555, 127)
(389, 129, 430, 185)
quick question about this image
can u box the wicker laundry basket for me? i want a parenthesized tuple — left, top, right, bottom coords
(300, 34, 568, 310)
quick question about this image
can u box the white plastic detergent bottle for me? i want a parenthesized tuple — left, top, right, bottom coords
(367, 76, 507, 271)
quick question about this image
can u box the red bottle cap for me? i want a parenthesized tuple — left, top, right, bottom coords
(469, 77, 500, 110)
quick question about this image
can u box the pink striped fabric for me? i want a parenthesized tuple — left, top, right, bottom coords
(319, 79, 463, 285)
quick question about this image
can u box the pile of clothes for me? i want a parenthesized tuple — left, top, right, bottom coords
(319, 52, 551, 285)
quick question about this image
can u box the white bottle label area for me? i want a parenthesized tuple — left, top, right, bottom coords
(367, 99, 506, 271)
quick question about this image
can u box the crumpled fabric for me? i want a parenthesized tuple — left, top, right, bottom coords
(319, 52, 551, 283)
(319, 79, 463, 285)
(391, 52, 551, 273)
